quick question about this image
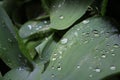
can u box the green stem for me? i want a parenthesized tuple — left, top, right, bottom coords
(101, 0, 108, 16)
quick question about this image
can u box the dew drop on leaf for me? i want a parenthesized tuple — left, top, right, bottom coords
(59, 56, 62, 59)
(113, 44, 119, 48)
(52, 57, 57, 61)
(28, 25, 32, 30)
(110, 49, 114, 52)
(74, 32, 78, 37)
(51, 74, 55, 78)
(61, 38, 68, 44)
(94, 68, 101, 72)
(8, 38, 12, 43)
(77, 65, 80, 69)
(57, 66, 62, 71)
(58, 4, 62, 8)
(82, 20, 89, 24)
(92, 30, 100, 37)
(89, 74, 93, 78)
(101, 54, 106, 58)
(111, 53, 115, 56)
(18, 67, 24, 71)
(59, 15, 64, 19)
(52, 66, 55, 70)
(43, 21, 48, 24)
(110, 65, 116, 70)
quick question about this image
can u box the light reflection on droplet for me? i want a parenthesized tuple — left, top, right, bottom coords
(101, 54, 106, 58)
(61, 38, 68, 44)
(28, 25, 32, 30)
(110, 65, 116, 70)
(52, 57, 56, 61)
(82, 20, 89, 24)
(113, 44, 119, 48)
(57, 66, 62, 71)
(59, 15, 64, 19)
(112, 53, 115, 56)
(77, 65, 80, 69)
(94, 68, 101, 72)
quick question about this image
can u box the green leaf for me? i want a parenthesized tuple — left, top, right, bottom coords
(26, 63, 44, 80)
(41, 16, 120, 80)
(3, 64, 44, 80)
(50, 0, 94, 30)
(35, 34, 57, 63)
(0, 7, 29, 68)
(0, 72, 3, 80)
(3, 67, 30, 80)
(19, 20, 53, 39)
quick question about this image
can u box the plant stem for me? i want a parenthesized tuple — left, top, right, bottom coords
(101, 0, 108, 16)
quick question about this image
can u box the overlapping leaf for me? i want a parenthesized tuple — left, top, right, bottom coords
(50, 0, 94, 30)
(0, 7, 28, 68)
(41, 16, 120, 80)
(19, 20, 52, 39)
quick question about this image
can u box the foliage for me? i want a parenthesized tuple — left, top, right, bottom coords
(0, 0, 120, 80)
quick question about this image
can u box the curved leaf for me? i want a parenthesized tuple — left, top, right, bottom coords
(3, 64, 44, 80)
(41, 16, 120, 80)
(3, 67, 30, 80)
(19, 20, 53, 39)
(50, 0, 94, 30)
(0, 7, 28, 68)
(35, 34, 57, 63)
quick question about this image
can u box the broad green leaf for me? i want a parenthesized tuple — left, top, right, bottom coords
(0, 7, 28, 68)
(3, 67, 30, 80)
(41, 16, 120, 80)
(19, 20, 53, 39)
(50, 0, 94, 30)
(3, 64, 44, 80)
(26, 63, 44, 80)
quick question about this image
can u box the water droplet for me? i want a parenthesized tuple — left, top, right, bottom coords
(18, 54, 22, 58)
(43, 21, 48, 24)
(8, 38, 12, 42)
(110, 65, 116, 70)
(58, 4, 62, 8)
(52, 57, 56, 61)
(28, 25, 32, 30)
(53, 53, 57, 56)
(101, 54, 106, 58)
(113, 44, 119, 48)
(110, 49, 114, 52)
(77, 28, 80, 31)
(83, 40, 88, 44)
(51, 74, 55, 78)
(59, 56, 62, 59)
(52, 66, 55, 69)
(89, 74, 93, 78)
(18, 67, 24, 71)
(36, 26, 42, 30)
(82, 20, 89, 24)
(112, 53, 115, 56)
(74, 32, 78, 37)
(57, 66, 62, 71)
(59, 51, 63, 54)
(95, 48, 99, 52)
(94, 68, 101, 72)
(3, 47, 6, 51)
(59, 15, 64, 19)
(93, 30, 100, 37)
(61, 38, 68, 44)
(77, 65, 80, 69)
